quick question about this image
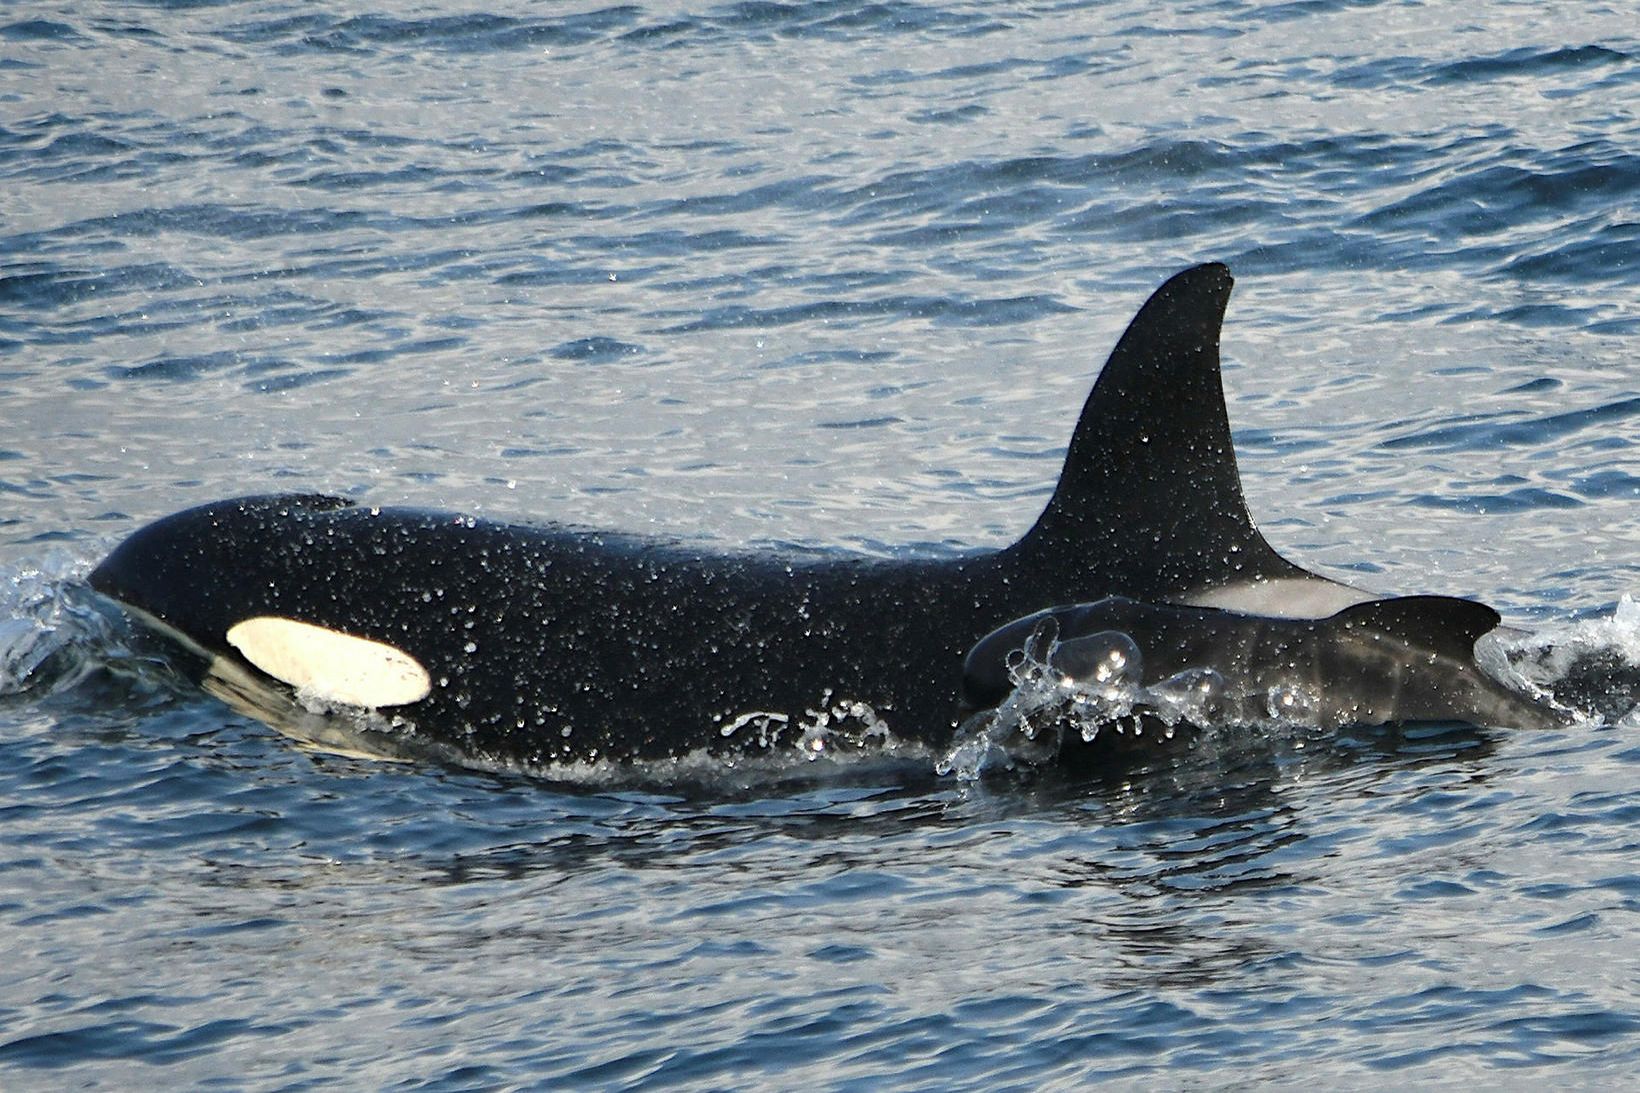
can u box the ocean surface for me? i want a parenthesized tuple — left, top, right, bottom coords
(4, 0, 1640, 1087)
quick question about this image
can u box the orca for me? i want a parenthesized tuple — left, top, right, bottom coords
(88, 263, 1543, 769)
(962, 595, 1568, 738)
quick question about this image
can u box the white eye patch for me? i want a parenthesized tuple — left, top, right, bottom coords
(226, 617, 432, 708)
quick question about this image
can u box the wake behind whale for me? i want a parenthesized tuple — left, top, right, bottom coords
(86, 264, 1579, 773)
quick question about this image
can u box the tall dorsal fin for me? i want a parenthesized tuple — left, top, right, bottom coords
(1010, 263, 1307, 599)
(1331, 596, 1501, 659)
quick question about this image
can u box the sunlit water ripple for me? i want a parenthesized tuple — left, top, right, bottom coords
(3, 0, 1639, 1087)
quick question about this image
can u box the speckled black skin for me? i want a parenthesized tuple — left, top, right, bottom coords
(91, 264, 1346, 766)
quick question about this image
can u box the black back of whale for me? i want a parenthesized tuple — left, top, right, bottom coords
(90, 263, 1332, 765)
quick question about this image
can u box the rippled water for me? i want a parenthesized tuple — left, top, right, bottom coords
(4, 0, 1639, 1086)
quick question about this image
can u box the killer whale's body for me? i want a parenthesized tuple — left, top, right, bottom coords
(964, 595, 1566, 734)
(89, 264, 1550, 767)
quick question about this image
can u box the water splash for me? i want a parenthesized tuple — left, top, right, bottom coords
(717, 689, 893, 761)
(0, 553, 114, 699)
(938, 620, 1227, 780)
(1496, 594, 1640, 725)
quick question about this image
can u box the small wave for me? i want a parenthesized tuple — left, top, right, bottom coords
(550, 335, 645, 363)
(0, 18, 82, 43)
(1380, 395, 1640, 453)
(1431, 44, 1634, 86)
(221, 9, 643, 57)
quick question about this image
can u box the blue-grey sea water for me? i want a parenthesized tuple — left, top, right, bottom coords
(3, 0, 1639, 1087)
